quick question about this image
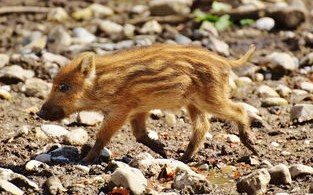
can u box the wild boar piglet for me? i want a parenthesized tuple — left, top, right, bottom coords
(37, 44, 258, 162)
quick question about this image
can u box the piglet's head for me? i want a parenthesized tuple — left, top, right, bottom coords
(37, 52, 96, 121)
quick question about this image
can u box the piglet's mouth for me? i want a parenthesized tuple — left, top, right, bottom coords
(36, 105, 65, 121)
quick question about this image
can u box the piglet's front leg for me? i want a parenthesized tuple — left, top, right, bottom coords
(81, 109, 129, 163)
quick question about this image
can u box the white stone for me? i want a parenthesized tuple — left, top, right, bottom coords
(42, 52, 69, 66)
(257, 85, 280, 97)
(276, 84, 292, 97)
(262, 97, 288, 107)
(140, 20, 163, 34)
(48, 26, 72, 46)
(71, 8, 92, 20)
(77, 111, 104, 126)
(64, 128, 89, 146)
(0, 89, 12, 100)
(123, 24, 136, 38)
(238, 102, 262, 121)
(41, 124, 69, 137)
(35, 154, 51, 163)
(111, 162, 147, 195)
(289, 164, 313, 178)
(25, 160, 48, 172)
(268, 164, 292, 185)
(293, 89, 308, 95)
(149, 109, 164, 119)
(0, 54, 9, 68)
(147, 130, 159, 140)
(235, 77, 252, 87)
(237, 168, 271, 195)
(265, 52, 298, 71)
(304, 140, 311, 145)
(47, 7, 69, 22)
(271, 142, 280, 147)
(290, 104, 313, 123)
(205, 132, 213, 140)
(0, 179, 24, 195)
(175, 34, 192, 44)
(24, 78, 51, 99)
(254, 73, 264, 82)
(281, 151, 291, 156)
(255, 17, 275, 31)
(75, 165, 90, 173)
(164, 112, 176, 127)
(299, 82, 313, 92)
(72, 27, 96, 44)
(99, 20, 123, 35)
(210, 36, 230, 56)
(227, 134, 241, 143)
(88, 3, 114, 17)
(0, 168, 39, 190)
(0, 65, 34, 83)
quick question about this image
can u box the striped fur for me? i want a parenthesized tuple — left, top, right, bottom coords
(39, 44, 257, 162)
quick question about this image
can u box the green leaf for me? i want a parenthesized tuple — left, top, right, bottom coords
(193, 9, 219, 22)
(240, 18, 255, 26)
(215, 14, 232, 31)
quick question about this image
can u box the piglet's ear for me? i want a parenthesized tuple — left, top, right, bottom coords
(78, 52, 96, 77)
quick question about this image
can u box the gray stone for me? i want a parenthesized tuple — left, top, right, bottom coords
(35, 153, 51, 163)
(209, 36, 230, 56)
(237, 168, 271, 195)
(41, 124, 69, 137)
(175, 34, 192, 44)
(290, 104, 313, 123)
(140, 20, 163, 34)
(265, 52, 299, 71)
(72, 27, 96, 44)
(299, 82, 313, 93)
(115, 40, 134, 50)
(0, 65, 34, 83)
(110, 161, 147, 195)
(47, 26, 72, 52)
(149, 0, 192, 16)
(257, 85, 280, 97)
(45, 176, 67, 195)
(173, 168, 211, 193)
(255, 17, 275, 31)
(268, 164, 292, 185)
(0, 54, 9, 68)
(77, 111, 104, 126)
(24, 78, 51, 99)
(289, 164, 313, 178)
(42, 52, 69, 66)
(131, 5, 149, 14)
(262, 97, 288, 107)
(98, 20, 123, 35)
(0, 179, 24, 195)
(64, 128, 89, 146)
(50, 146, 79, 161)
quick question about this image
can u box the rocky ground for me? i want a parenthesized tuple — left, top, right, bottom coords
(0, 0, 313, 194)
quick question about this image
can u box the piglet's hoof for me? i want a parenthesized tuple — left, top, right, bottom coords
(138, 134, 167, 158)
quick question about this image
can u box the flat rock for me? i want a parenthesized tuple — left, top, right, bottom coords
(23, 78, 51, 99)
(299, 82, 313, 93)
(0, 179, 24, 195)
(149, 0, 192, 16)
(289, 164, 313, 178)
(77, 111, 104, 126)
(262, 97, 288, 107)
(110, 161, 147, 195)
(290, 104, 313, 123)
(268, 164, 292, 185)
(257, 85, 280, 97)
(42, 52, 69, 66)
(64, 128, 89, 146)
(237, 168, 271, 195)
(0, 65, 34, 84)
(35, 153, 51, 163)
(41, 124, 69, 137)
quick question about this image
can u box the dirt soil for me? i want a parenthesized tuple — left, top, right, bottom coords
(0, 0, 313, 195)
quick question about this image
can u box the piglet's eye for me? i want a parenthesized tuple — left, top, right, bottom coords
(58, 83, 70, 92)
